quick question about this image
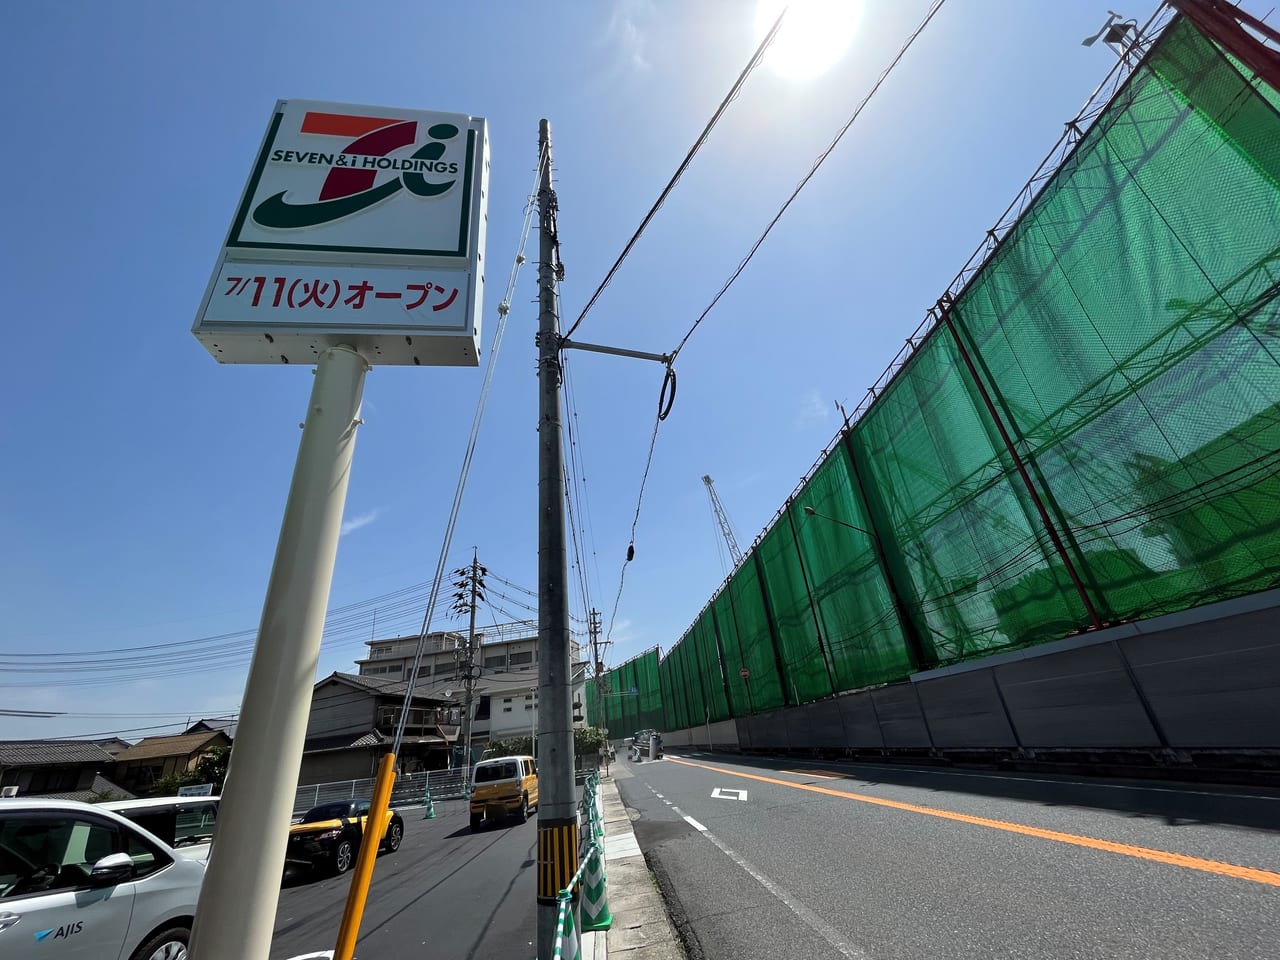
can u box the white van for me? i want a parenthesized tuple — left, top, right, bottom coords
(0, 797, 204, 960)
(101, 796, 220, 864)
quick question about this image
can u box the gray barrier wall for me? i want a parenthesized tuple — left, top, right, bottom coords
(661, 590, 1280, 762)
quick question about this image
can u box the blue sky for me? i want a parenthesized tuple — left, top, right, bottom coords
(0, 0, 1209, 740)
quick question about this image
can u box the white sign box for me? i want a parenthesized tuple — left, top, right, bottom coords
(193, 99, 489, 366)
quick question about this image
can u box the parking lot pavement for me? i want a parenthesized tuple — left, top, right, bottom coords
(269, 799, 537, 959)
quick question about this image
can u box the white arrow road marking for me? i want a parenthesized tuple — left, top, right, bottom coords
(711, 787, 748, 801)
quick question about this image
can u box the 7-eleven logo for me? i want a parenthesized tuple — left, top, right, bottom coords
(253, 111, 460, 229)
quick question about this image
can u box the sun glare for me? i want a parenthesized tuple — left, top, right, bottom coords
(755, 0, 862, 80)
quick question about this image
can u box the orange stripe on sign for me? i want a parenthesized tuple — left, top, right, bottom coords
(301, 111, 404, 138)
(667, 758, 1280, 888)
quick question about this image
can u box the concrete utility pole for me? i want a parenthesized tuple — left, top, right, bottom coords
(535, 118, 579, 960)
(463, 549, 481, 774)
(190, 344, 368, 960)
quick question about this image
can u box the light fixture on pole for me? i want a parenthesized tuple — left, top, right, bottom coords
(1082, 11, 1137, 57)
(802, 504, 874, 537)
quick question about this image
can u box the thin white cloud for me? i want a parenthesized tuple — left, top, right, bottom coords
(796, 388, 831, 428)
(340, 509, 380, 537)
(607, 0, 653, 71)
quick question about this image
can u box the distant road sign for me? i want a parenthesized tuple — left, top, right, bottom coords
(740, 667, 751, 680)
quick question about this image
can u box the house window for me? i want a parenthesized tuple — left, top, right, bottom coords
(502, 707, 513, 713)
(484, 655, 506, 668)
(503, 698, 512, 704)
(510, 652, 533, 666)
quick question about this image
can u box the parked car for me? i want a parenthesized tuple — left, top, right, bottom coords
(285, 799, 404, 875)
(470, 756, 539, 831)
(0, 796, 205, 960)
(100, 796, 220, 864)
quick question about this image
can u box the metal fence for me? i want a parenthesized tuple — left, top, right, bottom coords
(292, 766, 472, 817)
(293, 757, 604, 817)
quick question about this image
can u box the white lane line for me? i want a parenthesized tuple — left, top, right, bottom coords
(698, 828, 870, 960)
(681, 814, 707, 832)
(654, 793, 664, 799)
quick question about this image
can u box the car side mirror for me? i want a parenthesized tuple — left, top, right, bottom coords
(89, 853, 134, 886)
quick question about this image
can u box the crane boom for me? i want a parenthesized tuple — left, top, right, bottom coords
(702, 474, 743, 566)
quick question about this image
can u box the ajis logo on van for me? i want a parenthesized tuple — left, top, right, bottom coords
(35, 921, 84, 942)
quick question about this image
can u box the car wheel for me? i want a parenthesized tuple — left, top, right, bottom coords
(383, 821, 403, 853)
(332, 839, 355, 874)
(128, 925, 190, 960)
(516, 794, 529, 823)
(470, 813, 483, 832)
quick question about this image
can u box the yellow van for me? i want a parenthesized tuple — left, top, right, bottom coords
(470, 755, 539, 831)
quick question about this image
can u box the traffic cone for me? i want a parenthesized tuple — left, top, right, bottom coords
(579, 844, 613, 932)
(423, 788, 436, 819)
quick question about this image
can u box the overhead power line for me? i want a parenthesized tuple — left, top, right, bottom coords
(561, 4, 789, 341)
(670, 0, 949, 361)
(605, 0, 951, 643)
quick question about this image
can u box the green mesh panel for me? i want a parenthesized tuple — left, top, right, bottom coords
(792, 447, 915, 688)
(636, 649, 664, 731)
(712, 589, 750, 715)
(954, 18, 1280, 627)
(727, 559, 785, 711)
(585, 679, 602, 728)
(691, 612, 732, 722)
(852, 327, 1085, 663)
(755, 517, 832, 702)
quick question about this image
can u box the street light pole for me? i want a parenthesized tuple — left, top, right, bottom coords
(535, 118, 578, 960)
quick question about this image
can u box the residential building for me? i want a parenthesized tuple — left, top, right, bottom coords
(112, 730, 232, 794)
(355, 621, 584, 687)
(89, 737, 134, 757)
(345, 620, 589, 763)
(0, 740, 118, 798)
(300, 672, 459, 784)
(184, 717, 238, 740)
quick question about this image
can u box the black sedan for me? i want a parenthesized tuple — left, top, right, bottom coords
(286, 799, 405, 875)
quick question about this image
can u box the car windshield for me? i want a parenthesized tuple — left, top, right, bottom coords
(301, 802, 355, 822)
(475, 762, 518, 782)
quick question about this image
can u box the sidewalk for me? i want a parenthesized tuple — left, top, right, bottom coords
(580, 772, 683, 960)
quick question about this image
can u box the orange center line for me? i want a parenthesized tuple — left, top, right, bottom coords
(667, 757, 1280, 888)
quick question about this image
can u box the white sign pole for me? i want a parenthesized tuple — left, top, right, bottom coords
(190, 344, 368, 960)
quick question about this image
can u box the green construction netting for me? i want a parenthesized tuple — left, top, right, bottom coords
(727, 557, 786, 711)
(791, 447, 916, 689)
(953, 17, 1280, 625)
(643, 16, 1280, 730)
(756, 515, 834, 702)
(595, 648, 663, 736)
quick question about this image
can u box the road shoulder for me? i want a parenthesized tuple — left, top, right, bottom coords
(590, 773, 684, 959)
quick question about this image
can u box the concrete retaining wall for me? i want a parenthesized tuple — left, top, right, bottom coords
(660, 589, 1280, 764)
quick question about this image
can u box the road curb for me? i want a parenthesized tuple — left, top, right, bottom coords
(585, 774, 684, 959)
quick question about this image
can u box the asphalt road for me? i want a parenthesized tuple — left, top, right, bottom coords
(615, 751, 1280, 960)
(268, 800, 536, 960)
